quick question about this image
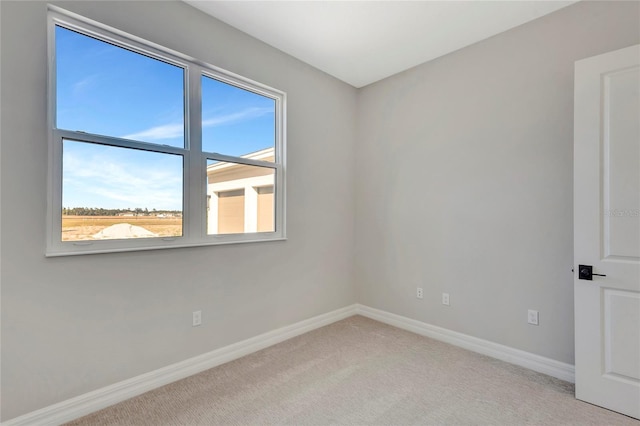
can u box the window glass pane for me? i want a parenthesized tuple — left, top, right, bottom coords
(206, 159, 275, 235)
(202, 75, 275, 160)
(62, 140, 183, 241)
(56, 26, 185, 147)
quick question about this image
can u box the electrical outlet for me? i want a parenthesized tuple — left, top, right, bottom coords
(442, 293, 450, 306)
(528, 309, 539, 326)
(192, 310, 202, 327)
(416, 287, 423, 299)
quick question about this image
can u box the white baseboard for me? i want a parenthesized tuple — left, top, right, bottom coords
(2, 304, 358, 426)
(4, 303, 575, 425)
(355, 304, 575, 383)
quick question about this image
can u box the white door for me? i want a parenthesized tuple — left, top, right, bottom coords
(574, 44, 640, 419)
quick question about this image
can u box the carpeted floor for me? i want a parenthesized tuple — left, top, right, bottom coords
(67, 315, 639, 425)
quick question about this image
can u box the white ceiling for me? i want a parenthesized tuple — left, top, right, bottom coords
(184, 1, 578, 88)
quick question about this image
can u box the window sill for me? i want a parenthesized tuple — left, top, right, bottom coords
(45, 235, 287, 257)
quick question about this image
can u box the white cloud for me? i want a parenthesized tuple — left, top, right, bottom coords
(202, 106, 273, 128)
(122, 123, 184, 142)
(72, 74, 101, 95)
(121, 106, 273, 142)
(63, 147, 183, 210)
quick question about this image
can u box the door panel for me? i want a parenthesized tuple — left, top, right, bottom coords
(603, 69, 640, 260)
(603, 289, 640, 380)
(574, 44, 640, 419)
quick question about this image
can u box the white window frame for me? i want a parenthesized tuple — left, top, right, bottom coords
(46, 6, 286, 256)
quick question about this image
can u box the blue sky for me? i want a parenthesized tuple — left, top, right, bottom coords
(57, 26, 275, 210)
(63, 140, 183, 210)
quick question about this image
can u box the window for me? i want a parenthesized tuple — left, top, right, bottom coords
(47, 8, 286, 256)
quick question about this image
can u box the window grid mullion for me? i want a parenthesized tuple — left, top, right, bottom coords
(54, 129, 188, 156)
(186, 64, 203, 240)
(204, 153, 277, 170)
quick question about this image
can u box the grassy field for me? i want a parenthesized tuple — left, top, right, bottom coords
(62, 215, 182, 241)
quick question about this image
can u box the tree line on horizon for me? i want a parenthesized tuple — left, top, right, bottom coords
(62, 207, 182, 216)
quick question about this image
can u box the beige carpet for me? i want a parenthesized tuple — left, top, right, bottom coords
(67, 316, 639, 425)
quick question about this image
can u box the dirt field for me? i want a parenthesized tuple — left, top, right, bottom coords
(62, 216, 182, 241)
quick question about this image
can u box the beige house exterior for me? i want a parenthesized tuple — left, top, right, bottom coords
(206, 148, 275, 234)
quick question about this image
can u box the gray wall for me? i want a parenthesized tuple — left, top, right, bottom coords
(355, 0, 640, 365)
(0, 1, 356, 420)
(2, 0, 639, 422)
